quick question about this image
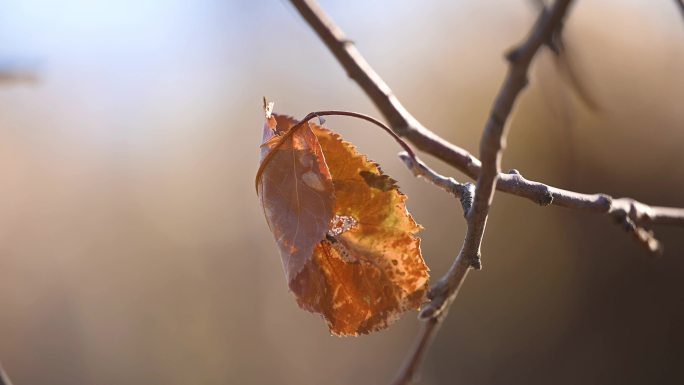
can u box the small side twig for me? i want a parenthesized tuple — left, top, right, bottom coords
(398, 152, 474, 215)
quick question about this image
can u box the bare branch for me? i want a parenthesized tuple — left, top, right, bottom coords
(288, 0, 684, 248)
(287, 0, 684, 383)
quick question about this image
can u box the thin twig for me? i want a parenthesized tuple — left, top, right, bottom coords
(398, 151, 475, 214)
(256, 109, 417, 192)
(288, 0, 684, 249)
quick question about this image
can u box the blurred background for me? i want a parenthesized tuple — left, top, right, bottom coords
(0, 0, 683, 384)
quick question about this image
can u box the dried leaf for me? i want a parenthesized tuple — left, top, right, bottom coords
(257, 109, 429, 336)
(257, 110, 335, 283)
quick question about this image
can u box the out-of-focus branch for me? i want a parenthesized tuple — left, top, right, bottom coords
(0, 62, 39, 84)
(676, 0, 684, 20)
(531, 0, 601, 111)
(390, 317, 441, 385)
(288, 0, 684, 253)
(0, 364, 13, 385)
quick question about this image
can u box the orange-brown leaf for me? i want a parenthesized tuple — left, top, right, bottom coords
(257, 111, 429, 336)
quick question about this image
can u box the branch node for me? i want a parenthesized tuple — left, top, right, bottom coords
(420, 282, 448, 320)
(418, 304, 437, 321)
(612, 210, 663, 255)
(505, 46, 523, 63)
(545, 27, 565, 55)
(465, 155, 474, 168)
(539, 188, 554, 206)
(460, 183, 476, 216)
(469, 252, 482, 270)
(597, 193, 614, 212)
(398, 152, 472, 211)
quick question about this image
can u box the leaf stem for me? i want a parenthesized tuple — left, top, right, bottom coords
(306, 110, 417, 160)
(256, 109, 418, 193)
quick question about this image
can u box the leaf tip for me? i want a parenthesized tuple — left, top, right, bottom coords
(263, 97, 274, 119)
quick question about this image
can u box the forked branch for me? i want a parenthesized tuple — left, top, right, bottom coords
(288, 0, 684, 384)
(396, 2, 574, 383)
(289, 0, 684, 253)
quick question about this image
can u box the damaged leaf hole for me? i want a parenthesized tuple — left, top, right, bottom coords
(328, 214, 358, 236)
(324, 215, 359, 263)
